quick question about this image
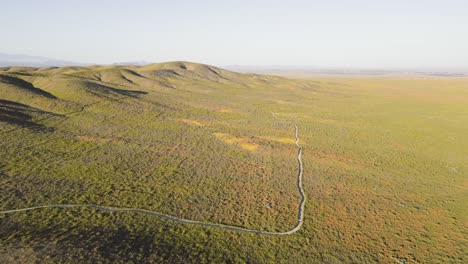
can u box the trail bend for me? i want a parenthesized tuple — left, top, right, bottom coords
(0, 124, 306, 235)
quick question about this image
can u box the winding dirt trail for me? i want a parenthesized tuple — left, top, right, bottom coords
(0, 125, 305, 235)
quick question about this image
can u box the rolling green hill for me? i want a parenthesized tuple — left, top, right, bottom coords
(0, 62, 467, 263)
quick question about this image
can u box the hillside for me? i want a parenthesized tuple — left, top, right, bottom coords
(0, 62, 467, 263)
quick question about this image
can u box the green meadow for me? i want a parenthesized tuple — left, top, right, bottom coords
(0, 62, 466, 263)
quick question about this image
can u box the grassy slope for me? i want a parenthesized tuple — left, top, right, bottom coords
(0, 62, 467, 263)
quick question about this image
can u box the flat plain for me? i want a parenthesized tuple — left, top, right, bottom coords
(0, 62, 467, 263)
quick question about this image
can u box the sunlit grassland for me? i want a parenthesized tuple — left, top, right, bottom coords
(0, 64, 467, 263)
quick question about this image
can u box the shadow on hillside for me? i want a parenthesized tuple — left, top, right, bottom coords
(0, 216, 201, 262)
(85, 82, 148, 98)
(0, 99, 55, 132)
(0, 74, 57, 99)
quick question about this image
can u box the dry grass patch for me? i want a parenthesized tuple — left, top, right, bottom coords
(239, 143, 259, 151)
(213, 133, 259, 151)
(257, 136, 295, 144)
(178, 118, 205, 127)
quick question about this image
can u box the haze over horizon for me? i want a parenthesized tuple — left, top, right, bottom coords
(1, 0, 467, 70)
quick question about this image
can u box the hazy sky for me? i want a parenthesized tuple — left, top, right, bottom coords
(1, 0, 467, 69)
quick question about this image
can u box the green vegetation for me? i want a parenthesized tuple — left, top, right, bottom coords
(0, 62, 467, 263)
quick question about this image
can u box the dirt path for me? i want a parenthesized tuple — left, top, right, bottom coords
(0, 124, 306, 235)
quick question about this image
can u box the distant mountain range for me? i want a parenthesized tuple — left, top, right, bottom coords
(0, 53, 82, 67)
(1, 52, 466, 77)
(0, 53, 157, 68)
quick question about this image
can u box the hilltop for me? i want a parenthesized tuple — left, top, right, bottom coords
(0, 61, 300, 121)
